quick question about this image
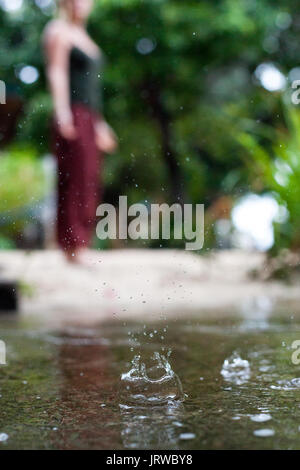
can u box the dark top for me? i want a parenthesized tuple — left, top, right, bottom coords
(69, 46, 103, 112)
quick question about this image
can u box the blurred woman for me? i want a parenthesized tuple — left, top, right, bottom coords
(43, 0, 117, 263)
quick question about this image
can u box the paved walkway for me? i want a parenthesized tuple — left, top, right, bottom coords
(0, 249, 299, 325)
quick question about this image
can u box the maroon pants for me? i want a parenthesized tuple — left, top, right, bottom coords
(53, 103, 102, 251)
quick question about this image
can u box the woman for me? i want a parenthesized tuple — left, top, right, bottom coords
(43, 0, 117, 263)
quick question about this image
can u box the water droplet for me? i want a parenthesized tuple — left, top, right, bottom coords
(253, 429, 275, 437)
(250, 413, 272, 423)
(179, 433, 196, 440)
(172, 421, 183, 427)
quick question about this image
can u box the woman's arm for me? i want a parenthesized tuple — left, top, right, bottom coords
(94, 118, 118, 154)
(44, 22, 76, 140)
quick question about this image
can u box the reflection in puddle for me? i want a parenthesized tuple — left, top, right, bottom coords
(120, 402, 184, 449)
(239, 296, 273, 332)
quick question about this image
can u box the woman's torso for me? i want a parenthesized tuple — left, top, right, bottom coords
(69, 46, 103, 112)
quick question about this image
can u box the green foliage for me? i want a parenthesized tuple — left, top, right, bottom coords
(0, 145, 46, 236)
(237, 103, 300, 252)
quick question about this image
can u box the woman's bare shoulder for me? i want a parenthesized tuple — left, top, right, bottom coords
(42, 19, 70, 48)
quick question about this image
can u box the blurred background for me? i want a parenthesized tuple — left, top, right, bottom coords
(0, 0, 299, 260)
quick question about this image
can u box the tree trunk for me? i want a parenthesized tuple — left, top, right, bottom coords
(141, 80, 184, 203)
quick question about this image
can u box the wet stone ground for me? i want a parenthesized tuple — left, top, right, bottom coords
(1, 305, 300, 449)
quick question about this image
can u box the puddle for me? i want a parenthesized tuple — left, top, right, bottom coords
(1, 309, 300, 449)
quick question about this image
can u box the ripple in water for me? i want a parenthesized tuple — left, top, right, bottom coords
(221, 352, 251, 385)
(119, 351, 184, 405)
(270, 377, 300, 390)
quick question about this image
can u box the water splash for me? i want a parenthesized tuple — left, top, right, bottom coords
(221, 352, 251, 385)
(119, 351, 184, 405)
